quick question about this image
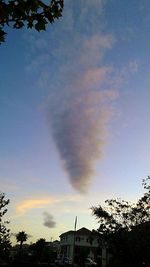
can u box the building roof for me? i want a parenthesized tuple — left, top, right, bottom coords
(59, 227, 93, 237)
(59, 230, 75, 237)
(76, 227, 92, 235)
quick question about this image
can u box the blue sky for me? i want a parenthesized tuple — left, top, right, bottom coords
(0, 0, 150, 244)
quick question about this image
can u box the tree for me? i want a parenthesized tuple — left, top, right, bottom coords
(91, 177, 150, 267)
(16, 231, 28, 251)
(0, 193, 11, 260)
(30, 238, 49, 262)
(0, 0, 64, 44)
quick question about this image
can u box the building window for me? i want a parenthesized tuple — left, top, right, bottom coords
(75, 237, 80, 242)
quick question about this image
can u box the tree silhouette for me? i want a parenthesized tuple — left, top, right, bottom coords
(0, 0, 64, 44)
(30, 238, 48, 262)
(0, 193, 11, 260)
(91, 177, 150, 267)
(16, 231, 28, 251)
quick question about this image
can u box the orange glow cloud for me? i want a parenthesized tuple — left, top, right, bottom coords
(16, 199, 52, 214)
(15, 195, 82, 215)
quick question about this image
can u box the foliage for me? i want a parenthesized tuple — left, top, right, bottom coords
(0, 0, 64, 44)
(0, 193, 11, 260)
(30, 238, 49, 262)
(16, 231, 28, 250)
(29, 238, 57, 263)
(91, 177, 150, 267)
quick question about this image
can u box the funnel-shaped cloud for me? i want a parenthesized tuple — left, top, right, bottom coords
(43, 212, 56, 228)
(49, 68, 118, 193)
(45, 1, 119, 192)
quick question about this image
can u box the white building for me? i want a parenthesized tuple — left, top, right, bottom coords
(59, 227, 100, 263)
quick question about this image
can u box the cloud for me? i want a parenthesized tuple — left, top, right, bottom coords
(45, 1, 119, 193)
(25, 0, 119, 193)
(43, 212, 56, 228)
(15, 194, 82, 215)
(16, 199, 52, 214)
(79, 67, 111, 88)
(48, 70, 119, 194)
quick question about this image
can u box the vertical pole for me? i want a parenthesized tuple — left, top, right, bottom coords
(72, 216, 77, 265)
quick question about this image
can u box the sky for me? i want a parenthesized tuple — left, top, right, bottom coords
(1, 0, 150, 245)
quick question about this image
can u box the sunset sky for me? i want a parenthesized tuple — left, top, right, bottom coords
(1, 0, 150, 244)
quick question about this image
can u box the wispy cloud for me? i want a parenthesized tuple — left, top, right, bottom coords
(15, 194, 82, 215)
(43, 212, 56, 228)
(16, 199, 52, 214)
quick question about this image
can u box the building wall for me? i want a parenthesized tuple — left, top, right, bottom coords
(60, 233, 99, 247)
(60, 233, 74, 246)
(75, 234, 99, 247)
(60, 229, 99, 262)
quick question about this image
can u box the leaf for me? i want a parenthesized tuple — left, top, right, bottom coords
(27, 21, 33, 29)
(13, 20, 24, 29)
(44, 9, 54, 23)
(0, 0, 64, 44)
(0, 28, 6, 44)
(35, 17, 47, 31)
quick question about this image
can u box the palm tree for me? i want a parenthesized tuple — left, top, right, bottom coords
(16, 231, 28, 251)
